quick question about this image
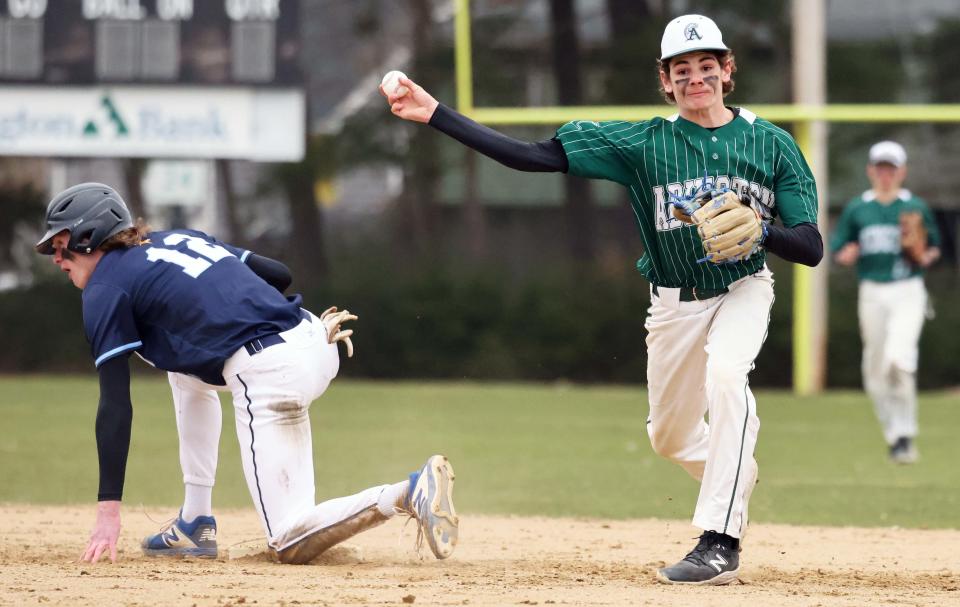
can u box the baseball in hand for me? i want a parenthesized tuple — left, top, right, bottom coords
(381, 70, 410, 98)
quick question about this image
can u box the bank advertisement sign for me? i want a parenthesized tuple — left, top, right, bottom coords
(0, 86, 304, 161)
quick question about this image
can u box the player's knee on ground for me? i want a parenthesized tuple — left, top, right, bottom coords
(273, 505, 389, 565)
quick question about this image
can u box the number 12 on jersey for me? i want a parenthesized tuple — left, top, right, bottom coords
(145, 234, 233, 278)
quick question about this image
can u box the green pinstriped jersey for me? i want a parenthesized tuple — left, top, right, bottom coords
(555, 108, 818, 290)
(830, 190, 940, 282)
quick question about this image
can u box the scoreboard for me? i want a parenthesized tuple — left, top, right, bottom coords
(0, 0, 302, 85)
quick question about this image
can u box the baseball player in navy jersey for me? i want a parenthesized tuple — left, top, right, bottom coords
(831, 141, 940, 464)
(36, 183, 458, 565)
(383, 14, 822, 585)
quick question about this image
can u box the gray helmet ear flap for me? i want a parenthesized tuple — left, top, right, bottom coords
(36, 183, 133, 254)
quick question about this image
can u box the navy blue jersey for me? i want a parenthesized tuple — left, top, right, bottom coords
(82, 229, 303, 385)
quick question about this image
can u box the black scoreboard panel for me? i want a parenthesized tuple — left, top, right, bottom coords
(0, 0, 301, 85)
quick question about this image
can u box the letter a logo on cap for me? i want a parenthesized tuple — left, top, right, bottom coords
(660, 14, 729, 60)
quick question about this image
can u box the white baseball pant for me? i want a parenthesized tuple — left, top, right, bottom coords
(858, 277, 927, 445)
(171, 310, 393, 551)
(645, 267, 773, 539)
(168, 372, 222, 490)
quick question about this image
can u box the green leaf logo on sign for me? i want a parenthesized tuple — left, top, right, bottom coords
(83, 94, 130, 138)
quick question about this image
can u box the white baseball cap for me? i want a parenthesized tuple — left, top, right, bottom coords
(868, 141, 907, 167)
(660, 14, 729, 61)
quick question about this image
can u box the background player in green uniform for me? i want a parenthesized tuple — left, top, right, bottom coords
(382, 14, 823, 585)
(831, 141, 940, 464)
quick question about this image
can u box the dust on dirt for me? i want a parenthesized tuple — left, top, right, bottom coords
(2, 505, 957, 606)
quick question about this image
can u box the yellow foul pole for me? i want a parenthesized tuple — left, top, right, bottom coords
(792, 122, 816, 395)
(791, 0, 828, 395)
(454, 0, 473, 113)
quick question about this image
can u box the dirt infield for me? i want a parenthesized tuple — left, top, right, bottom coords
(2, 505, 957, 606)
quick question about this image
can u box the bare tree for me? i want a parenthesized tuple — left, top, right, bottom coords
(604, 0, 659, 104)
(279, 135, 329, 290)
(396, 0, 442, 258)
(549, 0, 595, 262)
(216, 159, 245, 249)
(462, 148, 488, 260)
(121, 158, 147, 221)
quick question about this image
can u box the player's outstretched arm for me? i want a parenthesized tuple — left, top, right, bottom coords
(81, 355, 134, 563)
(381, 74, 568, 173)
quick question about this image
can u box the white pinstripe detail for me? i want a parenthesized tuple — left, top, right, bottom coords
(660, 126, 688, 282)
(637, 131, 675, 284)
(628, 184, 660, 282)
(753, 122, 817, 222)
(563, 137, 653, 157)
(749, 127, 761, 187)
(669, 123, 695, 283)
(710, 136, 742, 285)
(752, 123, 817, 224)
(760, 130, 771, 192)
(732, 133, 741, 182)
(563, 123, 658, 157)
(561, 121, 658, 145)
(725, 140, 731, 178)
(695, 138, 714, 286)
(651, 126, 684, 282)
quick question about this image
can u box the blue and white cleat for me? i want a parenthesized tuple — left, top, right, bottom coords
(142, 512, 218, 558)
(406, 455, 458, 559)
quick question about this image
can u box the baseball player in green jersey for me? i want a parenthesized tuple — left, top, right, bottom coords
(382, 14, 822, 585)
(831, 141, 940, 464)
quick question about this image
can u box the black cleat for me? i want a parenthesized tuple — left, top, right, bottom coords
(889, 436, 918, 464)
(656, 531, 740, 585)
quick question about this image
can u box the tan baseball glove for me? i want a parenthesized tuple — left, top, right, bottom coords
(319, 306, 357, 358)
(671, 190, 765, 264)
(899, 211, 927, 265)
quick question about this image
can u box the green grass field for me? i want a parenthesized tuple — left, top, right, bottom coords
(2, 375, 957, 529)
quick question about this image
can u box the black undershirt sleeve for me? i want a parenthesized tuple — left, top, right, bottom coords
(428, 103, 568, 173)
(244, 254, 292, 293)
(763, 222, 823, 267)
(95, 355, 133, 501)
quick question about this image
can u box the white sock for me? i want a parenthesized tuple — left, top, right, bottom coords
(376, 480, 411, 517)
(181, 483, 213, 522)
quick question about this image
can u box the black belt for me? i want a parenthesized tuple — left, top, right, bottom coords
(243, 310, 311, 356)
(244, 333, 285, 355)
(652, 284, 728, 302)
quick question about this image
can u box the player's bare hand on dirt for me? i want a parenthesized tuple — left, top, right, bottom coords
(81, 500, 121, 563)
(320, 306, 357, 358)
(380, 75, 439, 123)
(835, 242, 860, 266)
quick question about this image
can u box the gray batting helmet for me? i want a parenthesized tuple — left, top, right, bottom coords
(35, 183, 133, 255)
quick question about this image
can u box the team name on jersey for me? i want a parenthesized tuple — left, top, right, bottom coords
(859, 224, 901, 255)
(652, 175, 775, 232)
